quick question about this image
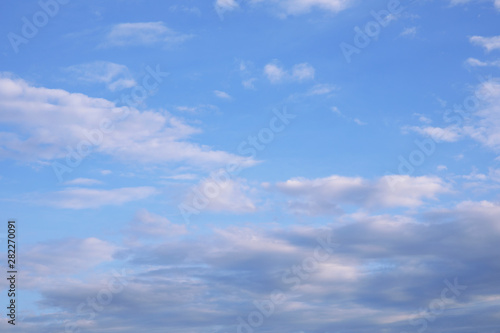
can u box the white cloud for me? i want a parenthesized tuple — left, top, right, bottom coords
(406, 125, 462, 142)
(0, 74, 254, 169)
(400, 27, 417, 38)
(460, 168, 488, 181)
(291, 63, 315, 81)
(264, 62, 287, 83)
(450, 0, 500, 9)
(11, 200, 500, 332)
(175, 104, 219, 113)
(162, 173, 198, 180)
(214, 90, 232, 99)
(275, 175, 450, 215)
(264, 61, 315, 84)
(470, 35, 500, 52)
(331, 106, 366, 126)
(42, 186, 158, 209)
(215, 0, 239, 16)
(413, 113, 432, 124)
(104, 22, 192, 47)
(331, 106, 342, 115)
(126, 209, 187, 238)
(184, 178, 257, 213)
(242, 78, 257, 89)
(247, 0, 354, 16)
(64, 61, 136, 91)
(353, 118, 367, 126)
(407, 79, 500, 153)
(64, 178, 103, 186)
(169, 5, 202, 16)
(461, 78, 500, 150)
(465, 57, 500, 67)
(307, 84, 337, 95)
(24, 237, 117, 275)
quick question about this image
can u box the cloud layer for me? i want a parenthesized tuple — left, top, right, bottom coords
(0, 74, 253, 169)
(6, 201, 500, 332)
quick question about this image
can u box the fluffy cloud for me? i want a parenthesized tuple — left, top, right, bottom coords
(0, 74, 254, 169)
(274, 175, 450, 215)
(470, 35, 500, 52)
(183, 178, 257, 213)
(264, 61, 315, 84)
(264, 62, 287, 83)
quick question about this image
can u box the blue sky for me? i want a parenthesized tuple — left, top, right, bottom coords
(1, 0, 500, 332)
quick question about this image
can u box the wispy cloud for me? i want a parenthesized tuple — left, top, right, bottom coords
(450, 0, 500, 9)
(400, 26, 417, 38)
(465, 57, 500, 67)
(42, 186, 158, 209)
(103, 22, 192, 47)
(214, 90, 232, 99)
(215, 0, 354, 16)
(215, 0, 239, 16)
(64, 178, 103, 186)
(405, 125, 462, 142)
(64, 61, 136, 91)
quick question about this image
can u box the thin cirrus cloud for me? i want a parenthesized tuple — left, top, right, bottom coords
(0, 74, 255, 169)
(102, 21, 193, 47)
(264, 61, 315, 84)
(450, 0, 500, 9)
(41, 186, 158, 209)
(214, 90, 232, 99)
(408, 78, 500, 151)
(63, 178, 103, 186)
(273, 174, 450, 215)
(64, 61, 137, 91)
(215, 0, 355, 16)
